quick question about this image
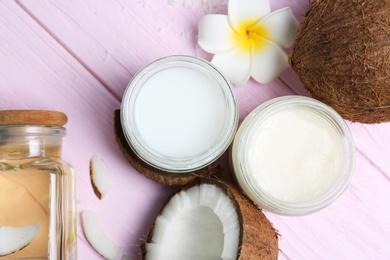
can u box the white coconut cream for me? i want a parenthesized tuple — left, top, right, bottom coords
(121, 56, 238, 172)
(231, 96, 355, 215)
(134, 67, 226, 158)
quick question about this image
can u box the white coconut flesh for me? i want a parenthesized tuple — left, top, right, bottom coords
(90, 154, 113, 199)
(0, 223, 40, 256)
(145, 184, 240, 260)
(82, 211, 121, 260)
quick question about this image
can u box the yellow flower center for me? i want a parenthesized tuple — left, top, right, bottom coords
(232, 20, 269, 53)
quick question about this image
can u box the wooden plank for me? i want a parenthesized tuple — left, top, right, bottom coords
(16, 0, 205, 99)
(350, 123, 390, 177)
(17, 0, 307, 99)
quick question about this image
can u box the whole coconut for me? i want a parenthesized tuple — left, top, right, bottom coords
(289, 0, 390, 124)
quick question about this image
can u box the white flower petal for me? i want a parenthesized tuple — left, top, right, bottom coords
(198, 15, 241, 54)
(251, 39, 289, 84)
(228, 0, 270, 32)
(255, 7, 299, 48)
(212, 48, 251, 86)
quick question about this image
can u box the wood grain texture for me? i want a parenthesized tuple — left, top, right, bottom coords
(0, 110, 68, 126)
(0, 0, 389, 259)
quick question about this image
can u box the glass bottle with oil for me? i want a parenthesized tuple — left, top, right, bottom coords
(0, 110, 76, 259)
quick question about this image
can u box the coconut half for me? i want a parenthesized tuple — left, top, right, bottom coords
(114, 110, 222, 186)
(89, 154, 112, 199)
(142, 178, 278, 259)
(82, 211, 121, 259)
(0, 223, 40, 256)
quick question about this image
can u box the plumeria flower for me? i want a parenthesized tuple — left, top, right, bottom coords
(198, 0, 299, 85)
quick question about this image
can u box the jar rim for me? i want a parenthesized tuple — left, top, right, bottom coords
(0, 125, 66, 137)
(234, 96, 356, 215)
(121, 55, 238, 173)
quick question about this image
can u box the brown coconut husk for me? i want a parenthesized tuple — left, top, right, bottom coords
(141, 177, 279, 260)
(289, 0, 390, 124)
(114, 110, 222, 186)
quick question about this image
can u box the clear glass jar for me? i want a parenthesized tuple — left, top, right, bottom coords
(231, 96, 356, 216)
(121, 55, 238, 172)
(0, 110, 76, 259)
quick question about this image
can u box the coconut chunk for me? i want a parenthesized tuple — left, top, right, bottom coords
(82, 211, 121, 260)
(89, 154, 112, 199)
(144, 183, 240, 259)
(0, 223, 40, 256)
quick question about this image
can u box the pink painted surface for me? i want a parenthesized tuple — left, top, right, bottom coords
(1, 0, 389, 259)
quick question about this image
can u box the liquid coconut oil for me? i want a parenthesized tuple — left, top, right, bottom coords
(231, 96, 355, 215)
(0, 110, 76, 259)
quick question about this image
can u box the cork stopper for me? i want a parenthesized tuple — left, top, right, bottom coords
(0, 110, 68, 126)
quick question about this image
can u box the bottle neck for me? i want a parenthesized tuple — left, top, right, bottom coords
(0, 125, 65, 159)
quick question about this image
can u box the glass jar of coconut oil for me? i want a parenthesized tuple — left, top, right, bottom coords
(0, 110, 76, 259)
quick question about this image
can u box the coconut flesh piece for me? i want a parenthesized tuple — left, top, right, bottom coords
(0, 223, 40, 256)
(89, 154, 112, 199)
(144, 183, 240, 259)
(143, 178, 279, 259)
(82, 211, 121, 260)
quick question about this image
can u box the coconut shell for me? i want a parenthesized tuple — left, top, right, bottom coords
(142, 177, 279, 260)
(289, 0, 390, 124)
(114, 110, 222, 186)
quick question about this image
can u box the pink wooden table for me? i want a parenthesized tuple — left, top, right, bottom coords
(1, 0, 389, 259)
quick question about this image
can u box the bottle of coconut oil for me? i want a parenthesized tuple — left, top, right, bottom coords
(0, 110, 76, 259)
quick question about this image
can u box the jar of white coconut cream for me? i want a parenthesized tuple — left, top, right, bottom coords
(231, 96, 355, 215)
(121, 55, 238, 173)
